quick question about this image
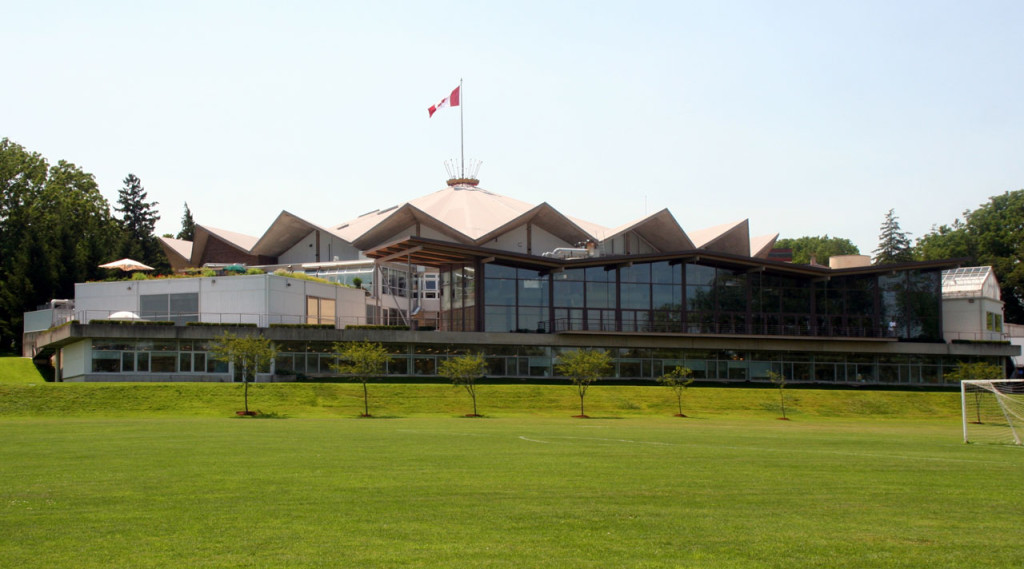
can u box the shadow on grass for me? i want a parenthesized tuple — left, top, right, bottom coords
(231, 411, 288, 419)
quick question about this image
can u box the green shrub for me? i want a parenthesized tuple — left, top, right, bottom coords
(269, 323, 335, 329)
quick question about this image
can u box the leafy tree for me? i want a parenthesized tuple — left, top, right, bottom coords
(209, 332, 277, 415)
(439, 353, 488, 416)
(331, 341, 390, 417)
(657, 366, 694, 417)
(555, 348, 612, 418)
(914, 190, 1024, 322)
(766, 370, 789, 419)
(177, 202, 196, 240)
(944, 361, 1004, 381)
(873, 208, 913, 264)
(773, 235, 859, 265)
(0, 139, 119, 353)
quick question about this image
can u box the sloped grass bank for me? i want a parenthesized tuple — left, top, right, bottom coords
(0, 380, 962, 420)
(0, 357, 50, 384)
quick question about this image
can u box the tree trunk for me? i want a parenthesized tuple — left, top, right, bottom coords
(362, 381, 369, 416)
(243, 362, 249, 413)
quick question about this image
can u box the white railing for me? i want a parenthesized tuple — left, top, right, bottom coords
(72, 310, 372, 329)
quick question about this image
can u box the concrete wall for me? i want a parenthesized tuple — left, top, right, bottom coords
(943, 296, 1004, 341)
(74, 275, 367, 328)
(61, 339, 89, 381)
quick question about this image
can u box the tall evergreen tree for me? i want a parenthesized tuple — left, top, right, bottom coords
(177, 202, 196, 240)
(873, 208, 913, 264)
(115, 173, 161, 265)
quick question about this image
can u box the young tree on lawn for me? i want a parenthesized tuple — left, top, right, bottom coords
(555, 348, 612, 418)
(658, 366, 694, 417)
(331, 341, 390, 417)
(177, 202, 196, 240)
(439, 353, 488, 417)
(766, 370, 789, 420)
(209, 332, 277, 415)
(873, 208, 913, 264)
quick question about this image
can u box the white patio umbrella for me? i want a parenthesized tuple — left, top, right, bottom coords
(98, 258, 154, 272)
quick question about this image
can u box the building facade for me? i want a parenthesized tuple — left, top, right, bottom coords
(24, 179, 1019, 384)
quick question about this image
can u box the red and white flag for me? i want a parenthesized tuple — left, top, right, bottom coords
(428, 85, 460, 117)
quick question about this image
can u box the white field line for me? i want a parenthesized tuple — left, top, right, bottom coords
(397, 429, 1015, 465)
(516, 435, 1014, 465)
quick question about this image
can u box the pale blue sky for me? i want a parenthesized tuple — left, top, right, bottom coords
(4, 0, 1022, 255)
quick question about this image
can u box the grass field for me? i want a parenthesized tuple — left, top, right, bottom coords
(2, 415, 1022, 568)
(2, 361, 1021, 568)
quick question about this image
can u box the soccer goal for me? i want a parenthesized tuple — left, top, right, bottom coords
(961, 379, 1024, 445)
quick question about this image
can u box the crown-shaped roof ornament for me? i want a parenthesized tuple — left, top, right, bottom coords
(445, 158, 481, 187)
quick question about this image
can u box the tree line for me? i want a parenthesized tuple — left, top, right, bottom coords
(1, 138, 192, 353)
(776, 197, 1024, 322)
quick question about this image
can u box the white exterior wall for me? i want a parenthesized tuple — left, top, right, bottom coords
(943, 296, 1005, 342)
(490, 224, 572, 256)
(418, 225, 450, 242)
(60, 339, 89, 381)
(278, 231, 360, 265)
(490, 225, 530, 253)
(76, 281, 148, 322)
(199, 275, 267, 325)
(531, 225, 572, 255)
(75, 275, 366, 328)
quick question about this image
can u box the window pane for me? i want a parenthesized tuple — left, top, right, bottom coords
(621, 283, 651, 310)
(320, 298, 336, 325)
(151, 354, 177, 373)
(92, 351, 120, 372)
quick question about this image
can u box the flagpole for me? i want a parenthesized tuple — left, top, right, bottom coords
(459, 78, 464, 178)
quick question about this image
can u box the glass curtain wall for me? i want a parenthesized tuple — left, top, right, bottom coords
(475, 259, 943, 340)
(441, 266, 476, 331)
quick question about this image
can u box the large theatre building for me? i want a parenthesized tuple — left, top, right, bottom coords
(24, 178, 1018, 384)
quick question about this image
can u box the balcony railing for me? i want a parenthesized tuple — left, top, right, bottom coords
(551, 318, 897, 339)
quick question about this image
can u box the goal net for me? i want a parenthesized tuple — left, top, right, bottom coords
(961, 379, 1024, 445)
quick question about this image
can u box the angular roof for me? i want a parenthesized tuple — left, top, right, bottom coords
(602, 209, 695, 252)
(251, 211, 343, 257)
(164, 181, 812, 269)
(750, 233, 780, 259)
(687, 219, 750, 256)
(158, 237, 193, 272)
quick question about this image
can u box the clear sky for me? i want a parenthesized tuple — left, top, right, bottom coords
(4, 0, 1022, 255)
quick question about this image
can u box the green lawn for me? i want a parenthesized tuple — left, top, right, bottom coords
(2, 365, 1017, 567)
(2, 414, 1021, 569)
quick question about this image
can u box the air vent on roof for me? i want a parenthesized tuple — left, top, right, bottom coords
(337, 223, 349, 230)
(379, 205, 397, 214)
(358, 209, 379, 217)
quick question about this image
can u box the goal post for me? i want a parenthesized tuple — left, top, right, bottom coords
(961, 379, 1024, 445)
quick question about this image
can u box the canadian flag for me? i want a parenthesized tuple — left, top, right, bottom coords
(428, 86, 460, 117)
